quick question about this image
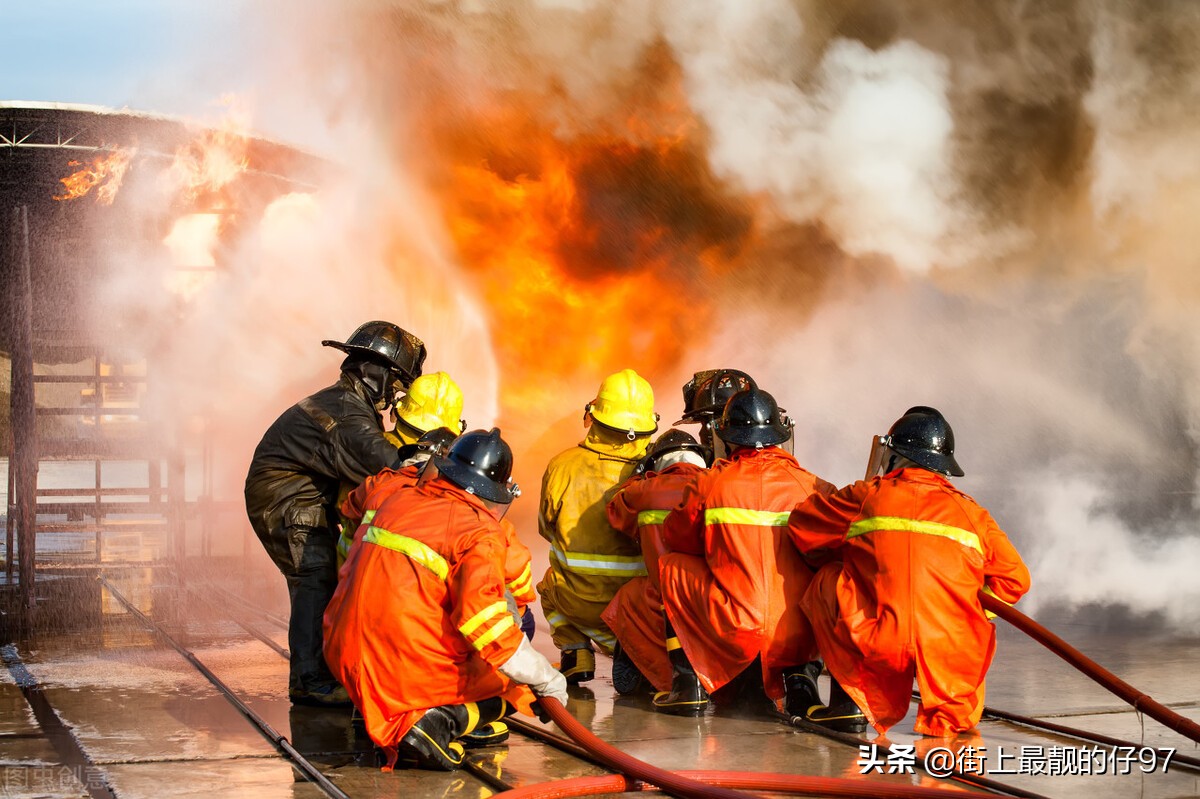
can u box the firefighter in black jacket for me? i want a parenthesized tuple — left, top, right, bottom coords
(245, 320, 427, 707)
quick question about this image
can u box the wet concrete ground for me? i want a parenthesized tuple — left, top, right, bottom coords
(1, 568, 1198, 799)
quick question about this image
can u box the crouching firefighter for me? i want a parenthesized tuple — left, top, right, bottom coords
(323, 429, 568, 770)
(385, 370, 466, 451)
(537, 369, 658, 684)
(657, 384, 834, 716)
(787, 406, 1031, 736)
(601, 429, 711, 695)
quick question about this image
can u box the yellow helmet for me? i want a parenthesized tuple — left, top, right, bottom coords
(395, 371, 465, 435)
(586, 369, 659, 437)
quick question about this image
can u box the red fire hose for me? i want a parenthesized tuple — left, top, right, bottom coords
(493, 763, 1003, 799)
(979, 591, 1200, 743)
(539, 699, 1005, 799)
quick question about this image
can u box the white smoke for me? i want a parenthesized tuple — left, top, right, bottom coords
(665, 6, 963, 272)
(83, 0, 1200, 629)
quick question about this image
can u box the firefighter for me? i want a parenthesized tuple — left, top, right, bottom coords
(385, 371, 465, 450)
(674, 369, 756, 452)
(602, 429, 711, 696)
(244, 320, 426, 708)
(656, 385, 834, 716)
(323, 429, 568, 771)
(787, 406, 1031, 736)
(537, 368, 659, 684)
(335, 426, 457, 568)
(339, 424, 537, 637)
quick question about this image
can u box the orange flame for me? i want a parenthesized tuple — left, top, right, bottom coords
(54, 147, 135, 204)
(412, 66, 757, 422)
(164, 127, 250, 208)
(158, 115, 252, 301)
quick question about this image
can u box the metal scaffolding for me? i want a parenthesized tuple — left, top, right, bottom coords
(1, 102, 326, 632)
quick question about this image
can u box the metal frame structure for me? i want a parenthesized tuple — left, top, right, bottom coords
(1, 102, 326, 629)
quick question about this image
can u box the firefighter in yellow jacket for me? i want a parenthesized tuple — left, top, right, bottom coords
(385, 371, 466, 450)
(537, 369, 658, 684)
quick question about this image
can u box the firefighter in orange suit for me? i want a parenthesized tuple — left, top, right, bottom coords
(656, 386, 834, 715)
(675, 369, 757, 453)
(323, 429, 568, 771)
(335, 427, 457, 568)
(787, 406, 1031, 736)
(601, 429, 711, 695)
(537, 369, 658, 684)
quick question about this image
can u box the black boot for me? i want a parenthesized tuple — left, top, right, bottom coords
(399, 705, 468, 770)
(458, 698, 511, 748)
(558, 648, 595, 685)
(652, 618, 709, 716)
(782, 661, 823, 718)
(459, 721, 509, 748)
(805, 676, 867, 734)
(611, 643, 646, 696)
(399, 697, 510, 769)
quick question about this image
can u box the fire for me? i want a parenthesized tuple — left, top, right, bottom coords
(162, 213, 222, 301)
(159, 108, 252, 299)
(54, 147, 135, 204)
(419, 95, 755, 419)
(163, 126, 250, 208)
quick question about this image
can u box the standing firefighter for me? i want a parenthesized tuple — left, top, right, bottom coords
(602, 429, 711, 695)
(787, 406, 1031, 736)
(245, 320, 425, 707)
(657, 384, 834, 716)
(537, 369, 658, 684)
(324, 429, 567, 770)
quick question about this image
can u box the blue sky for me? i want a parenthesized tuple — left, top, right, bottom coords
(1, 0, 254, 115)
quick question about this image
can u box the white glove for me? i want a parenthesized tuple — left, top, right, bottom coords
(499, 637, 569, 706)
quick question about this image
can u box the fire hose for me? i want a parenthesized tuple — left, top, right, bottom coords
(490, 768, 1003, 799)
(537, 697, 1021, 799)
(979, 591, 1200, 744)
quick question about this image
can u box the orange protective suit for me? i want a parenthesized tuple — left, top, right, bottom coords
(659, 447, 834, 699)
(336, 465, 419, 567)
(324, 474, 536, 768)
(600, 462, 703, 691)
(786, 467, 1031, 736)
(339, 467, 535, 615)
(502, 517, 537, 617)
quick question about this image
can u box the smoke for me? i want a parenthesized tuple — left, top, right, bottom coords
(88, 0, 1200, 629)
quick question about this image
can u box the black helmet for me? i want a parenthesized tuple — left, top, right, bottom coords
(676, 369, 757, 424)
(322, 321, 427, 386)
(714, 387, 790, 448)
(641, 429, 710, 473)
(397, 426, 458, 465)
(885, 406, 964, 477)
(432, 428, 519, 504)
(649, 429, 707, 460)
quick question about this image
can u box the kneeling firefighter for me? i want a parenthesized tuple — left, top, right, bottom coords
(602, 429, 712, 695)
(657, 383, 834, 716)
(787, 406, 1031, 736)
(537, 369, 658, 684)
(323, 429, 568, 770)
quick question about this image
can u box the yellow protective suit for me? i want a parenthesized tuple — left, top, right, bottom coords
(537, 424, 650, 653)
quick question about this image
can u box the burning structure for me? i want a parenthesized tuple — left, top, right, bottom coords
(0, 101, 328, 625)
